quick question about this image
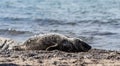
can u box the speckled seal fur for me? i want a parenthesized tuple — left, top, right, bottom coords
(12, 33, 91, 52)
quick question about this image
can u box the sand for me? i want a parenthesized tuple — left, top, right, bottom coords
(0, 49, 120, 66)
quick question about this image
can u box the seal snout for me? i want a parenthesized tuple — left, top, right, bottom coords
(74, 38, 92, 52)
(81, 41, 91, 52)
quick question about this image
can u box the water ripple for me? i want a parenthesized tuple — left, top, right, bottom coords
(0, 29, 33, 36)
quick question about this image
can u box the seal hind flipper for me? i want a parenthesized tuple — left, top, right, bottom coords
(0, 43, 9, 52)
(0, 40, 9, 52)
(0, 40, 7, 49)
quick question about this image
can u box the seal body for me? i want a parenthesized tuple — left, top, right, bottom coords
(14, 33, 68, 50)
(13, 33, 91, 52)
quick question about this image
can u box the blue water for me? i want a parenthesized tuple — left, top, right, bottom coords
(0, 0, 120, 50)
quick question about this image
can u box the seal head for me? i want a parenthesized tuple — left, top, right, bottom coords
(72, 38, 91, 52)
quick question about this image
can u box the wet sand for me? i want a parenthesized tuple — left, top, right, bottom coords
(0, 49, 120, 66)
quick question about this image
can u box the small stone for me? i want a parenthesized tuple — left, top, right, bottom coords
(11, 54, 19, 58)
(38, 60, 43, 63)
(53, 61, 58, 65)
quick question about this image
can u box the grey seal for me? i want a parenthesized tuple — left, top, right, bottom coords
(0, 33, 91, 52)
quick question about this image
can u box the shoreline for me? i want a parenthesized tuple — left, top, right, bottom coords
(0, 49, 120, 66)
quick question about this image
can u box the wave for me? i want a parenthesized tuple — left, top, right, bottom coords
(93, 31, 117, 36)
(78, 19, 120, 26)
(0, 29, 33, 36)
(82, 31, 117, 36)
(0, 17, 30, 21)
(1, 16, 120, 26)
(34, 18, 78, 26)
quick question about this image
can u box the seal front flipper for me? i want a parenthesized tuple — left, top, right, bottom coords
(46, 43, 58, 51)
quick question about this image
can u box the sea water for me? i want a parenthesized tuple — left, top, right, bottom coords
(0, 0, 120, 50)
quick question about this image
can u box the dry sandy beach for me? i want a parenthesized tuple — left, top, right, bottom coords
(0, 49, 120, 66)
